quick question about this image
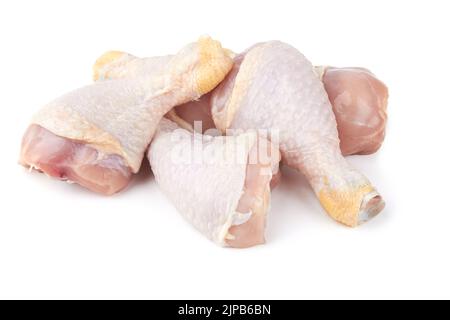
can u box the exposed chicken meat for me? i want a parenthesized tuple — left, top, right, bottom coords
(170, 93, 216, 133)
(148, 119, 280, 247)
(20, 124, 132, 195)
(228, 129, 278, 247)
(20, 36, 233, 195)
(210, 41, 384, 227)
(319, 67, 388, 155)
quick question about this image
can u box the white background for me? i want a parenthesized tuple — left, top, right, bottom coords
(0, 0, 449, 299)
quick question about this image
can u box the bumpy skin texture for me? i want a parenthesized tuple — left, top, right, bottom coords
(320, 67, 388, 155)
(96, 48, 389, 157)
(169, 63, 389, 158)
(20, 36, 233, 195)
(148, 119, 279, 247)
(210, 41, 384, 227)
(95, 49, 281, 246)
(93, 52, 171, 82)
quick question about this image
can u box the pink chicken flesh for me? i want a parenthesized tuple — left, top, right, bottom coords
(321, 67, 388, 155)
(227, 135, 277, 248)
(20, 125, 132, 195)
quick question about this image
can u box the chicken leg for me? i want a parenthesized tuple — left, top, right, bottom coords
(149, 118, 280, 247)
(20, 36, 233, 195)
(210, 41, 384, 227)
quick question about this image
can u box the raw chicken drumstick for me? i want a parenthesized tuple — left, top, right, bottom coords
(20, 36, 233, 195)
(149, 118, 280, 247)
(94, 50, 388, 156)
(210, 41, 384, 227)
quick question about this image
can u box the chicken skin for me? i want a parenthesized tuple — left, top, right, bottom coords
(20, 36, 233, 194)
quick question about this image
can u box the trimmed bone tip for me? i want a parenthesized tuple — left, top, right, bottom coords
(358, 191, 385, 225)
